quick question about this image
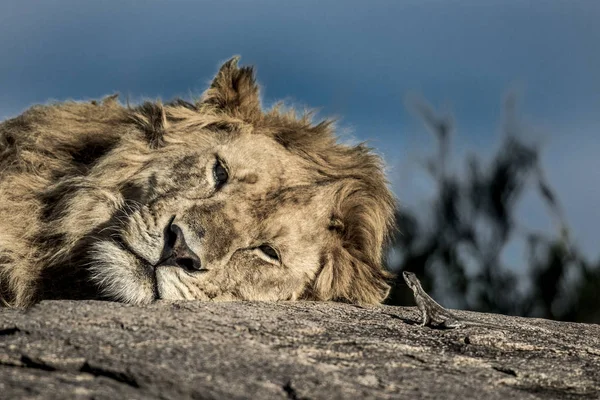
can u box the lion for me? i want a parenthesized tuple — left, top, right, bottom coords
(0, 57, 395, 308)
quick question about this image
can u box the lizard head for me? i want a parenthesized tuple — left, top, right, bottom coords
(402, 271, 421, 292)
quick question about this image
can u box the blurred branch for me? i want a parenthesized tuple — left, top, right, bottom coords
(386, 96, 599, 323)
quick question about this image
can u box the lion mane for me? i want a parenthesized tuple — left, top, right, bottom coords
(0, 57, 395, 307)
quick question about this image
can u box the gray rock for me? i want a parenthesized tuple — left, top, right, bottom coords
(0, 300, 598, 399)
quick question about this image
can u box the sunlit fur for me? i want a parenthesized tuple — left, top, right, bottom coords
(0, 57, 396, 308)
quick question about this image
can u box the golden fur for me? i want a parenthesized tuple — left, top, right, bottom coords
(0, 57, 395, 307)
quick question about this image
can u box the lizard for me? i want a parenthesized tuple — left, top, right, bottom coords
(402, 271, 505, 330)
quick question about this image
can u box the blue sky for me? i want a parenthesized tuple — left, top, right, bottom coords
(1, 0, 599, 263)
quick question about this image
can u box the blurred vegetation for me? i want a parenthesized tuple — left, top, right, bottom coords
(385, 97, 600, 324)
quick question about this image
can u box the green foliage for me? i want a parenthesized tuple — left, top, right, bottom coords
(385, 98, 600, 323)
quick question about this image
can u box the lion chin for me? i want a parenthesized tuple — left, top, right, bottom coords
(0, 56, 396, 308)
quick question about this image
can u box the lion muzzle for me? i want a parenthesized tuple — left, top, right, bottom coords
(156, 218, 203, 273)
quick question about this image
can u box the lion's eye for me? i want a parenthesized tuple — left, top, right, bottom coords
(213, 158, 228, 189)
(258, 244, 280, 262)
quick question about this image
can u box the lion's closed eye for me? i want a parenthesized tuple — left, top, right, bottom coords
(256, 244, 280, 264)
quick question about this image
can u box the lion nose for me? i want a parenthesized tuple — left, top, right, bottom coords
(158, 221, 202, 272)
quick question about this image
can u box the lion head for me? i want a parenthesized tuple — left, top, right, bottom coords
(0, 57, 396, 307)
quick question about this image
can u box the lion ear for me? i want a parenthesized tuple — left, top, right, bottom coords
(199, 56, 261, 121)
(307, 249, 391, 305)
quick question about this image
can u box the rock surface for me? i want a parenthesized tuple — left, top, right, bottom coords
(0, 300, 599, 399)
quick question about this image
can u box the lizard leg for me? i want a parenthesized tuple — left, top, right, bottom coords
(420, 310, 430, 326)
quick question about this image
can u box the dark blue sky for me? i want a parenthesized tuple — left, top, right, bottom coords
(1, 0, 599, 261)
